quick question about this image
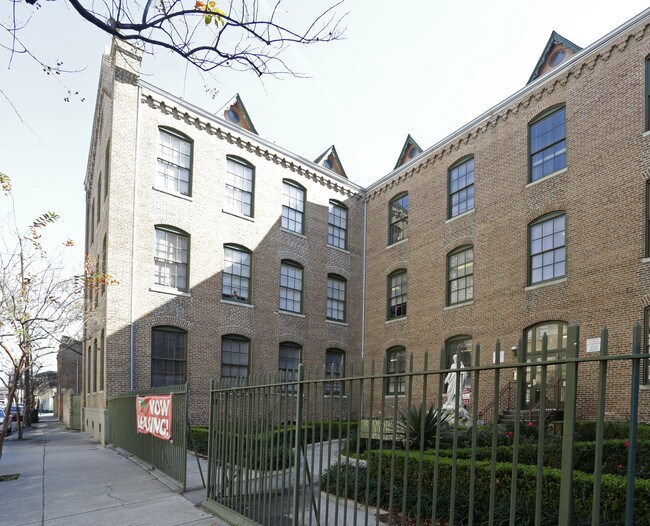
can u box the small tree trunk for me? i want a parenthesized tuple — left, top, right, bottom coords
(0, 383, 20, 459)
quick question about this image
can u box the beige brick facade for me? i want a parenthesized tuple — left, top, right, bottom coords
(84, 10, 650, 440)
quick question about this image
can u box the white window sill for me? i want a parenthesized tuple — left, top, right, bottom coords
(150, 285, 192, 297)
(324, 395, 348, 399)
(641, 257, 650, 264)
(445, 209, 474, 224)
(152, 186, 192, 201)
(280, 228, 307, 239)
(222, 209, 255, 222)
(221, 299, 254, 309)
(387, 238, 408, 250)
(326, 319, 349, 327)
(279, 310, 305, 318)
(524, 277, 566, 291)
(525, 167, 567, 188)
(640, 383, 650, 391)
(444, 300, 474, 311)
(642, 130, 650, 138)
(327, 244, 350, 254)
(385, 316, 407, 325)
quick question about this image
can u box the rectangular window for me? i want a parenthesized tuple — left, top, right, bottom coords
(104, 139, 110, 200)
(90, 201, 95, 245)
(282, 181, 305, 234)
(223, 246, 251, 303)
(99, 331, 105, 392)
(449, 158, 475, 218)
(97, 174, 102, 222)
(386, 348, 406, 395)
(646, 181, 650, 258)
(325, 349, 345, 395)
(646, 307, 650, 382)
(157, 129, 191, 196)
(151, 327, 187, 387)
(221, 336, 250, 379)
(328, 201, 348, 249)
(279, 344, 301, 393)
(388, 271, 407, 319)
(529, 213, 565, 284)
(154, 228, 189, 291)
(326, 276, 346, 322)
(529, 107, 566, 182)
(646, 57, 650, 131)
(448, 246, 474, 305)
(225, 158, 254, 217)
(444, 338, 472, 401)
(280, 262, 303, 313)
(389, 194, 408, 245)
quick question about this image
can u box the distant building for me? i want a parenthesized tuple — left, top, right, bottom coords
(56, 338, 82, 417)
(34, 371, 57, 413)
(84, 8, 650, 442)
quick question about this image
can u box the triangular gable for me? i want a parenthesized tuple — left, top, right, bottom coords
(218, 94, 258, 134)
(314, 145, 348, 179)
(394, 134, 423, 170)
(528, 31, 582, 84)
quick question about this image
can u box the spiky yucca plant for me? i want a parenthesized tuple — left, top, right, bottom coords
(396, 403, 453, 450)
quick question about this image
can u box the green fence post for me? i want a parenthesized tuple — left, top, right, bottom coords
(292, 364, 305, 526)
(625, 322, 641, 526)
(559, 323, 579, 526)
(591, 326, 608, 526)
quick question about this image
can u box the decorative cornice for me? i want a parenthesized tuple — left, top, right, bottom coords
(366, 18, 650, 201)
(141, 93, 364, 200)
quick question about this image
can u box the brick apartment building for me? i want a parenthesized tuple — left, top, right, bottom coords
(84, 8, 650, 441)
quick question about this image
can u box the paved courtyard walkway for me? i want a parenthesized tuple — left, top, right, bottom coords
(0, 416, 226, 526)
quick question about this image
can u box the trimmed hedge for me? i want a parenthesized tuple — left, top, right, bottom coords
(434, 439, 650, 478)
(189, 421, 358, 470)
(575, 421, 650, 441)
(360, 449, 650, 524)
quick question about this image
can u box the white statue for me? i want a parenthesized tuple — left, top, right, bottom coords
(443, 354, 468, 410)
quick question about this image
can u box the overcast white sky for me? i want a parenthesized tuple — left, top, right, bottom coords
(1, 0, 649, 271)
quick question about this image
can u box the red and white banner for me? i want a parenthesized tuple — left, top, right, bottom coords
(136, 394, 173, 441)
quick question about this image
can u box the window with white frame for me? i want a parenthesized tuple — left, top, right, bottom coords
(151, 326, 187, 387)
(447, 246, 474, 305)
(157, 128, 192, 196)
(222, 245, 251, 303)
(280, 261, 303, 314)
(388, 270, 407, 319)
(448, 157, 474, 218)
(529, 213, 565, 285)
(282, 181, 305, 234)
(326, 275, 346, 322)
(389, 193, 408, 245)
(328, 201, 348, 249)
(154, 227, 189, 291)
(529, 107, 566, 182)
(225, 158, 254, 217)
(385, 347, 406, 395)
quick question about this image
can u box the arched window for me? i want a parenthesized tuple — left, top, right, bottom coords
(280, 260, 303, 314)
(529, 105, 566, 182)
(222, 244, 251, 303)
(387, 269, 407, 320)
(151, 326, 187, 387)
(447, 245, 474, 305)
(326, 274, 346, 322)
(524, 321, 568, 409)
(157, 127, 192, 196)
(99, 330, 105, 392)
(385, 346, 406, 395)
(448, 156, 474, 218)
(282, 180, 306, 234)
(225, 157, 254, 217)
(388, 193, 408, 245)
(279, 342, 302, 393)
(154, 226, 190, 291)
(528, 212, 565, 285)
(444, 336, 472, 400)
(221, 335, 250, 379)
(328, 200, 348, 249)
(325, 349, 345, 395)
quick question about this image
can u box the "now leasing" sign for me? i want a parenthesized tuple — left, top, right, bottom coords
(136, 394, 173, 441)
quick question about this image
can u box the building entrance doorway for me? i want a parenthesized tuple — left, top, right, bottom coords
(523, 321, 568, 412)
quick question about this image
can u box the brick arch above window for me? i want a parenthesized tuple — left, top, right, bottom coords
(524, 204, 568, 226)
(220, 326, 255, 340)
(277, 333, 306, 347)
(142, 315, 192, 332)
(384, 260, 409, 276)
(152, 216, 192, 235)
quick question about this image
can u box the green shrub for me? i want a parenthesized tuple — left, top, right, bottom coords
(189, 426, 209, 455)
(360, 449, 650, 524)
(575, 421, 650, 441)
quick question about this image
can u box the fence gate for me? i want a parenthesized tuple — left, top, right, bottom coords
(107, 383, 188, 490)
(202, 324, 647, 526)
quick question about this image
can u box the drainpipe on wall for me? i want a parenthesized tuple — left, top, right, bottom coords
(361, 197, 367, 359)
(129, 84, 142, 391)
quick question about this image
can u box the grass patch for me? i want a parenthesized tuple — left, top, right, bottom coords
(0, 473, 20, 482)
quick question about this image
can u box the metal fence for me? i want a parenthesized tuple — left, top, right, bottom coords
(203, 323, 649, 526)
(107, 383, 188, 490)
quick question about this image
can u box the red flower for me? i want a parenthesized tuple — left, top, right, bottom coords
(617, 463, 623, 469)
(527, 421, 534, 427)
(624, 441, 629, 448)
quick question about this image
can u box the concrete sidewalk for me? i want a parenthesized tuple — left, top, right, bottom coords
(0, 416, 226, 526)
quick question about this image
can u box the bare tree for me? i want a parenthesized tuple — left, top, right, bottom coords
(4, 0, 345, 78)
(0, 174, 110, 456)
